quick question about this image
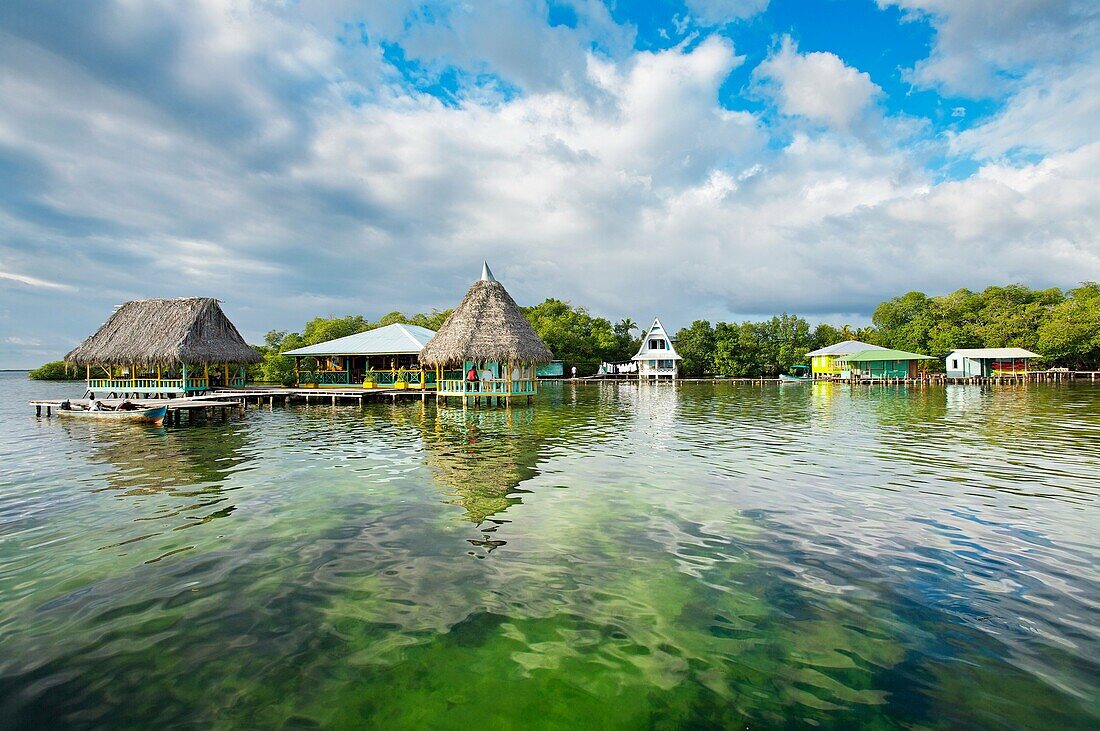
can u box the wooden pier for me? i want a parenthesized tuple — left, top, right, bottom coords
(29, 386, 443, 425)
(30, 397, 243, 426)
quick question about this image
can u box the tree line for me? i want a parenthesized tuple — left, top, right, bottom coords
(30, 282, 1099, 381)
(675, 283, 1100, 377)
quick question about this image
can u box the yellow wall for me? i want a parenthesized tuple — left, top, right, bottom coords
(811, 355, 845, 376)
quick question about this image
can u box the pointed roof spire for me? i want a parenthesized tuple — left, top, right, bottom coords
(480, 261, 496, 282)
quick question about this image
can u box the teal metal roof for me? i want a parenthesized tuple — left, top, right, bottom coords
(283, 323, 436, 356)
(805, 340, 885, 357)
(837, 348, 935, 362)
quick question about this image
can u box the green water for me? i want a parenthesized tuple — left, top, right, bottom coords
(1, 373, 1098, 729)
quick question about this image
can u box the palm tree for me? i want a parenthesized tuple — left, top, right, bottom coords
(616, 318, 638, 336)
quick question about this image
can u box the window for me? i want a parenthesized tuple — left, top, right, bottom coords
(951, 359, 957, 369)
(648, 339, 665, 350)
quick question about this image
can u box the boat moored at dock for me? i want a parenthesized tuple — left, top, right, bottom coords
(55, 404, 168, 425)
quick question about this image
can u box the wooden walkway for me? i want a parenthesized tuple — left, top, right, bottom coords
(29, 386, 440, 426)
(30, 398, 243, 425)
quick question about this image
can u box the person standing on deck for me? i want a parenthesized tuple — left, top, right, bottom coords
(571, 366, 577, 379)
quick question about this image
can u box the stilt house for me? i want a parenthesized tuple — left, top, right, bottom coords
(631, 318, 681, 380)
(65, 298, 261, 398)
(419, 263, 554, 405)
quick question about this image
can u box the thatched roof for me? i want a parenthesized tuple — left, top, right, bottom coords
(419, 265, 553, 366)
(65, 297, 262, 366)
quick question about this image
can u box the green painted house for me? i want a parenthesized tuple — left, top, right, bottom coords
(835, 348, 935, 379)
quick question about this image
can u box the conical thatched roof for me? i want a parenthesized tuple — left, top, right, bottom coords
(65, 297, 262, 366)
(419, 267, 553, 366)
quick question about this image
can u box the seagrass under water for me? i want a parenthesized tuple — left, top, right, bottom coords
(0, 373, 1097, 729)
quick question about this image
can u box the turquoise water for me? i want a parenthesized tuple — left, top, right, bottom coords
(1, 372, 1097, 729)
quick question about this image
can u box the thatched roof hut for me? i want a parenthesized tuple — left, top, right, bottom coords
(65, 297, 261, 367)
(419, 264, 553, 366)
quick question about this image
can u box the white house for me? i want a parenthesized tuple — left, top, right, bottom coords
(945, 348, 1039, 378)
(631, 318, 681, 380)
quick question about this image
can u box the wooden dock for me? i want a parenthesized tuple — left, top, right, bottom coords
(29, 386, 441, 426)
(30, 398, 243, 425)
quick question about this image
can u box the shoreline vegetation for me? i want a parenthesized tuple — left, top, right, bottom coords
(29, 283, 1100, 382)
(27, 361, 83, 381)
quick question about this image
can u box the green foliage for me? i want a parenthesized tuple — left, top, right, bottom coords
(674, 321, 716, 377)
(869, 283, 1097, 367)
(710, 315, 814, 377)
(1038, 283, 1100, 369)
(300, 315, 371, 346)
(28, 360, 81, 380)
(524, 299, 626, 375)
(234, 282, 1100, 385)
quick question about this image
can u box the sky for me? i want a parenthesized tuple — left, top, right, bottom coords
(1, 0, 1098, 368)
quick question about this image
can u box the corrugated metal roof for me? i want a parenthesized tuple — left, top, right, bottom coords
(283, 323, 436, 356)
(945, 348, 1040, 359)
(837, 348, 935, 362)
(805, 340, 885, 357)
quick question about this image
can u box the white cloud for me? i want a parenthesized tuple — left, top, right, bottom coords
(880, 0, 1099, 98)
(0, 270, 76, 292)
(0, 1, 1096, 368)
(753, 37, 882, 133)
(951, 58, 1100, 159)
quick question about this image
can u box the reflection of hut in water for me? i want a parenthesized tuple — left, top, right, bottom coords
(418, 408, 543, 525)
(421, 263, 554, 406)
(62, 420, 250, 496)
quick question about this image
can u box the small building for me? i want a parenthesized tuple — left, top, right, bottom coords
(836, 348, 935, 380)
(537, 360, 565, 378)
(805, 340, 885, 379)
(419, 263, 554, 404)
(945, 348, 1039, 379)
(282, 323, 436, 388)
(65, 297, 261, 398)
(631, 318, 681, 380)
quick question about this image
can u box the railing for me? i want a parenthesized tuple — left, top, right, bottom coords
(437, 378, 538, 396)
(366, 369, 439, 389)
(86, 377, 209, 391)
(296, 370, 351, 385)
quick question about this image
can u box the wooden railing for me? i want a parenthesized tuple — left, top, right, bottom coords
(370, 369, 434, 387)
(87, 377, 210, 391)
(437, 378, 537, 395)
(297, 370, 361, 385)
